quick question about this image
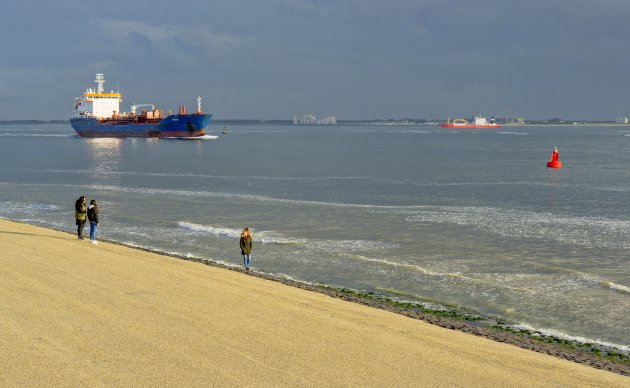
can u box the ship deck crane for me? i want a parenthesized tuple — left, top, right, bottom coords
(131, 103, 155, 115)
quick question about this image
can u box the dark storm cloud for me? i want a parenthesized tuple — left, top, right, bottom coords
(0, 0, 629, 119)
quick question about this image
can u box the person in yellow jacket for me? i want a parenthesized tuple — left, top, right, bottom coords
(74, 196, 87, 240)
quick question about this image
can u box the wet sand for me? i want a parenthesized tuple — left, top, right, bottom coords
(0, 218, 627, 386)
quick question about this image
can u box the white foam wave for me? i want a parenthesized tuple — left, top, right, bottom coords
(4, 181, 583, 216)
(164, 135, 219, 140)
(0, 201, 59, 215)
(73, 184, 505, 214)
(404, 205, 630, 249)
(563, 271, 630, 295)
(513, 323, 630, 353)
(347, 256, 537, 295)
(6, 167, 368, 182)
(497, 131, 528, 135)
(601, 281, 630, 294)
(177, 222, 307, 244)
(126, 230, 152, 239)
(265, 272, 315, 285)
(16, 219, 66, 229)
(176, 222, 401, 252)
(75, 183, 414, 209)
(408, 181, 548, 188)
(596, 186, 630, 193)
(178, 222, 242, 238)
(257, 232, 307, 245)
(230, 130, 289, 133)
(309, 240, 398, 252)
(348, 255, 451, 277)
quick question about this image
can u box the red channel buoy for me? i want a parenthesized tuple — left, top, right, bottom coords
(546, 146, 563, 168)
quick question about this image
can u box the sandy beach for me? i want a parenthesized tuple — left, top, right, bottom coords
(0, 218, 627, 387)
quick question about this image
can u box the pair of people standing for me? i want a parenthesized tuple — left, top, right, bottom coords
(75, 196, 99, 243)
(240, 227, 253, 270)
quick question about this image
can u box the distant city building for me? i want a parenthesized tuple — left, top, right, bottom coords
(294, 113, 337, 125)
(302, 113, 317, 124)
(317, 115, 337, 125)
(616, 117, 629, 124)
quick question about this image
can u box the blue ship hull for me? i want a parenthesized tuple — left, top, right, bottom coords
(70, 113, 212, 138)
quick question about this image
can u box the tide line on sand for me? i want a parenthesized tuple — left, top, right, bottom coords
(0, 218, 627, 386)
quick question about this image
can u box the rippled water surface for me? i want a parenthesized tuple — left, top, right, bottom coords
(1, 123, 628, 348)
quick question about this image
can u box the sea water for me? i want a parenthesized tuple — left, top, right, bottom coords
(0, 123, 628, 349)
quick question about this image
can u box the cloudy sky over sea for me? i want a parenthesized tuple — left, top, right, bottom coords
(1, 0, 629, 120)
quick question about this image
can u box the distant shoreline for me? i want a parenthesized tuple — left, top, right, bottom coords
(3, 119, 630, 127)
(502, 123, 630, 127)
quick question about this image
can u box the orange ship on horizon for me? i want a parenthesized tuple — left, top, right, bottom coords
(440, 116, 501, 128)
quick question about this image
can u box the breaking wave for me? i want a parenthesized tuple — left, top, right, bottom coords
(163, 135, 219, 140)
(177, 222, 306, 244)
(601, 281, 630, 295)
(497, 131, 528, 135)
(176, 222, 398, 251)
(0, 201, 59, 215)
(403, 205, 630, 249)
(513, 323, 630, 354)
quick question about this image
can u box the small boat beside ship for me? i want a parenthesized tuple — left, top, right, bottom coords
(439, 116, 501, 128)
(70, 74, 212, 138)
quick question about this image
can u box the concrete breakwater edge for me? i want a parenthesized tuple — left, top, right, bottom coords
(1, 218, 628, 385)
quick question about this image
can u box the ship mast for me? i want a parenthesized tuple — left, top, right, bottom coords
(94, 73, 105, 94)
(196, 96, 202, 114)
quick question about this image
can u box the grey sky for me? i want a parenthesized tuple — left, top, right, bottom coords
(1, 0, 629, 120)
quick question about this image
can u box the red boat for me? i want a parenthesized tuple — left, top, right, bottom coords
(440, 116, 501, 128)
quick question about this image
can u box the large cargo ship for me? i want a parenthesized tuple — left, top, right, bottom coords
(439, 116, 501, 128)
(70, 74, 212, 138)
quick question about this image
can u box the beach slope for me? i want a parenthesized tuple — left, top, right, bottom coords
(0, 219, 626, 386)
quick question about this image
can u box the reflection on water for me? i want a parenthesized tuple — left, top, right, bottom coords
(85, 138, 122, 176)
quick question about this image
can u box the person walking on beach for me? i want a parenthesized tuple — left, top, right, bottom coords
(87, 199, 99, 244)
(75, 196, 87, 240)
(240, 227, 253, 270)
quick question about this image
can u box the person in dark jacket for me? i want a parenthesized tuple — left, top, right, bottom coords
(87, 199, 99, 244)
(75, 196, 87, 240)
(240, 227, 253, 270)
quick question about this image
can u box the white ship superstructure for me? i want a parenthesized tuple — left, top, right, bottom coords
(294, 113, 337, 125)
(440, 114, 501, 128)
(473, 115, 496, 125)
(73, 73, 122, 119)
